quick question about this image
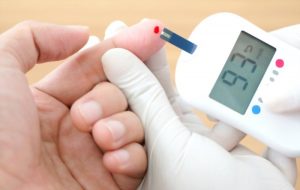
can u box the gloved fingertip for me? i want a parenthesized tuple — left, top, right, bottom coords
(80, 35, 101, 51)
(104, 20, 127, 40)
(102, 48, 141, 80)
(140, 18, 150, 23)
(262, 83, 299, 113)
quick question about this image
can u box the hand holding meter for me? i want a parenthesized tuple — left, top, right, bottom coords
(176, 12, 300, 157)
(103, 20, 296, 188)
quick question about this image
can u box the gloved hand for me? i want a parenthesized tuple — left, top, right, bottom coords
(101, 22, 297, 190)
(263, 25, 300, 113)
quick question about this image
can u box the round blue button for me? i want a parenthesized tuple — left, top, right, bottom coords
(252, 105, 261, 114)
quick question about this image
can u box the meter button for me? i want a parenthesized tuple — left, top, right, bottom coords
(275, 59, 284, 68)
(252, 105, 261, 114)
(272, 70, 279, 75)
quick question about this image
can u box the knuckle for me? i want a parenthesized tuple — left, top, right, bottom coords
(0, 20, 39, 71)
(125, 111, 142, 125)
(15, 20, 37, 30)
(123, 111, 144, 137)
(95, 82, 128, 106)
(124, 110, 138, 118)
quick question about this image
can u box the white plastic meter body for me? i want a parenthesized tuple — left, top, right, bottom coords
(176, 12, 300, 157)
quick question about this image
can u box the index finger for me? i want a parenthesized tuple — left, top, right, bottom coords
(34, 19, 165, 106)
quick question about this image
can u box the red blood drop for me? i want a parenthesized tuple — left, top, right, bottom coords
(154, 26, 160, 34)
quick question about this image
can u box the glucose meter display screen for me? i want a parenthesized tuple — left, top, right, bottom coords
(209, 31, 276, 114)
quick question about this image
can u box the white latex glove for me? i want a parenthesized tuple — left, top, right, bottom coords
(101, 22, 297, 190)
(80, 35, 101, 51)
(263, 24, 300, 113)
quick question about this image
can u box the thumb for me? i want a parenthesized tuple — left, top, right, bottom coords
(262, 25, 300, 112)
(262, 73, 300, 113)
(102, 48, 191, 154)
(0, 21, 89, 72)
(0, 21, 89, 172)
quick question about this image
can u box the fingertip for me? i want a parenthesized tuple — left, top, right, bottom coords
(104, 20, 128, 40)
(37, 23, 90, 62)
(114, 19, 165, 61)
(262, 80, 300, 113)
(102, 48, 142, 80)
(103, 144, 147, 177)
(262, 87, 285, 112)
(92, 111, 144, 151)
(80, 35, 101, 52)
(0, 21, 90, 72)
(103, 149, 130, 170)
(70, 101, 98, 132)
(92, 119, 122, 150)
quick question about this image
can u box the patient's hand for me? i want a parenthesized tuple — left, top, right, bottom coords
(0, 19, 164, 190)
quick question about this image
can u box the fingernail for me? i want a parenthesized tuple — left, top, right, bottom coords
(112, 149, 130, 166)
(104, 120, 125, 141)
(79, 101, 102, 125)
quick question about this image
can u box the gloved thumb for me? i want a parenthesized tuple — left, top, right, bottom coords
(263, 72, 300, 113)
(262, 25, 300, 113)
(102, 48, 191, 156)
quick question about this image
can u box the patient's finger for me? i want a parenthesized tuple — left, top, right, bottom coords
(35, 19, 165, 106)
(71, 82, 127, 132)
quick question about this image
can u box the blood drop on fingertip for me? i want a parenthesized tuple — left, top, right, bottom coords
(113, 20, 165, 60)
(154, 26, 160, 34)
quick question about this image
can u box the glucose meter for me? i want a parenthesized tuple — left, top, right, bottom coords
(175, 12, 300, 157)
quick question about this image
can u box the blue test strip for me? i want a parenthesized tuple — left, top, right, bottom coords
(160, 28, 197, 54)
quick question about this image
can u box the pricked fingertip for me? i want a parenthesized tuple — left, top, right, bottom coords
(114, 19, 165, 61)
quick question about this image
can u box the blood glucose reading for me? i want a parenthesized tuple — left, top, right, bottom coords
(209, 31, 276, 114)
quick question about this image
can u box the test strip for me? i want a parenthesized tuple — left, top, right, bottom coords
(160, 28, 197, 54)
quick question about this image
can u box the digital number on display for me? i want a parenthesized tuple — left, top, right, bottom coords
(209, 31, 276, 114)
